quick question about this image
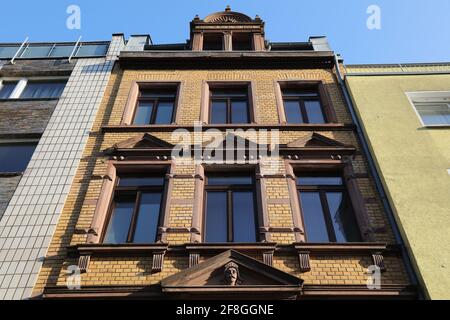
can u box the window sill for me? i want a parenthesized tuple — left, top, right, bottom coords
(68, 243, 169, 257)
(294, 242, 390, 254)
(101, 123, 355, 132)
(422, 125, 450, 129)
(69, 242, 395, 274)
(69, 241, 393, 257)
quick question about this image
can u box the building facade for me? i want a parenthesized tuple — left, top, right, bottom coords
(12, 8, 420, 299)
(0, 36, 125, 299)
(345, 63, 450, 299)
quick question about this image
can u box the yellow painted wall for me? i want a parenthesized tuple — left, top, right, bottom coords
(345, 71, 450, 299)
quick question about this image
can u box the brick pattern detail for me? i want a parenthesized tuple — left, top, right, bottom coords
(32, 67, 410, 296)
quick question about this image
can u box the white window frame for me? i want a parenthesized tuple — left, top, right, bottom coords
(406, 91, 450, 127)
(0, 76, 69, 99)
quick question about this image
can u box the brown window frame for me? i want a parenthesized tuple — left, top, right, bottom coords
(132, 89, 177, 125)
(87, 161, 172, 244)
(231, 32, 254, 51)
(202, 32, 225, 51)
(296, 173, 361, 243)
(101, 174, 166, 244)
(203, 174, 259, 243)
(282, 90, 326, 124)
(209, 88, 251, 124)
(275, 81, 338, 124)
(285, 159, 372, 242)
(201, 81, 256, 124)
(121, 81, 182, 126)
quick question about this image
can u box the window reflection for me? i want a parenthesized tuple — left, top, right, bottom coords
(297, 173, 361, 243)
(204, 174, 257, 242)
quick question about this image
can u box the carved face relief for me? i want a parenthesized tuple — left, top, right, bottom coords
(224, 262, 240, 286)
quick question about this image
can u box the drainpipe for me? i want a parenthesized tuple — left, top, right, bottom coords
(333, 54, 422, 298)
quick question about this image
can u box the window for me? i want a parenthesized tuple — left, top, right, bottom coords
(103, 175, 166, 244)
(0, 46, 23, 59)
(232, 33, 253, 51)
(297, 174, 361, 243)
(21, 46, 53, 58)
(209, 87, 250, 124)
(203, 33, 224, 51)
(413, 102, 450, 126)
(133, 88, 177, 125)
(49, 45, 75, 57)
(204, 175, 258, 242)
(408, 92, 450, 126)
(0, 81, 18, 99)
(20, 80, 66, 99)
(0, 143, 37, 173)
(75, 44, 109, 57)
(282, 89, 326, 124)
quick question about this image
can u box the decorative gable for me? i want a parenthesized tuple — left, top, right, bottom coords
(161, 250, 303, 299)
(113, 133, 174, 149)
(286, 132, 347, 148)
(200, 133, 260, 150)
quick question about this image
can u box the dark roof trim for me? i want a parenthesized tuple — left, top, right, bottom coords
(119, 51, 335, 69)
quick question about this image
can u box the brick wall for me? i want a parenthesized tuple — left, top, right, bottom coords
(34, 66, 410, 295)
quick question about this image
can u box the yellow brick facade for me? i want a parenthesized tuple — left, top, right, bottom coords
(34, 65, 411, 297)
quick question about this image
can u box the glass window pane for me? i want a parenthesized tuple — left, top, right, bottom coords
(133, 193, 162, 243)
(133, 102, 153, 125)
(211, 89, 247, 98)
(104, 200, 134, 244)
(210, 100, 227, 124)
(20, 81, 66, 99)
(0, 81, 18, 99)
(205, 192, 228, 242)
(207, 176, 253, 185)
(203, 33, 223, 51)
(50, 45, 75, 57)
(0, 143, 37, 172)
(0, 46, 22, 59)
(154, 101, 174, 124)
(299, 192, 330, 242)
(140, 89, 176, 98)
(232, 192, 256, 242)
(326, 192, 361, 242)
(232, 33, 253, 51)
(231, 100, 249, 123)
(415, 103, 450, 125)
(282, 90, 318, 97)
(118, 176, 164, 187)
(284, 100, 303, 123)
(297, 177, 343, 186)
(76, 44, 108, 56)
(21, 46, 52, 58)
(304, 100, 325, 123)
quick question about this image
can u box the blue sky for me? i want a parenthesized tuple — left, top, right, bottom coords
(1, 0, 449, 64)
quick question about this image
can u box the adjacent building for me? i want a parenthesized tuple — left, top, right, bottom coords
(345, 63, 450, 299)
(0, 35, 125, 299)
(2, 7, 420, 299)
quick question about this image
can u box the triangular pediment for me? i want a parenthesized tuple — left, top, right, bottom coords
(113, 133, 174, 149)
(286, 132, 347, 148)
(161, 250, 303, 289)
(200, 133, 260, 150)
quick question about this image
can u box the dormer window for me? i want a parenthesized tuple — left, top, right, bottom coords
(203, 33, 224, 51)
(191, 7, 265, 51)
(232, 33, 253, 51)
